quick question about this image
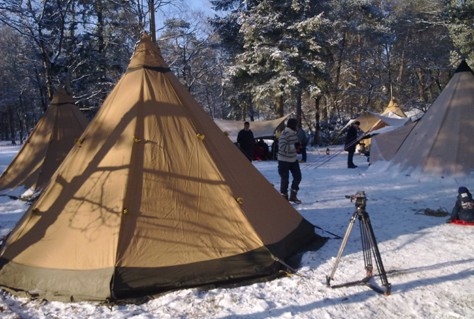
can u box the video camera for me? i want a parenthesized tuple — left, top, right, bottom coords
(345, 191, 367, 209)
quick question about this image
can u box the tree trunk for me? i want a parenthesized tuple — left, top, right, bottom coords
(7, 106, 16, 144)
(295, 88, 302, 125)
(314, 96, 321, 146)
(275, 92, 284, 117)
(149, 0, 156, 42)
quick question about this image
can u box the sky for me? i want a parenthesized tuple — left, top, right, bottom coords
(189, 0, 213, 12)
(0, 142, 473, 318)
(163, 0, 214, 18)
(156, 0, 216, 35)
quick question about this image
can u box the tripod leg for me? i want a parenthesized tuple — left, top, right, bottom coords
(361, 212, 392, 295)
(359, 214, 374, 277)
(326, 211, 357, 286)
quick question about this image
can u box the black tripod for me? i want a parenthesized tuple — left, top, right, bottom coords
(326, 191, 391, 295)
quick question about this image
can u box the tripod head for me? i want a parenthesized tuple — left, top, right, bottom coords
(345, 191, 367, 209)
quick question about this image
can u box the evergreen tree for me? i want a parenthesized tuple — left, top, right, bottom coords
(445, 0, 474, 65)
(215, 0, 330, 120)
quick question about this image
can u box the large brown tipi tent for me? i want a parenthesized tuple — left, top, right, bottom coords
(0, 87, 88, 197)
(386, 60, 474, 176)
(0, 34, 324, 302)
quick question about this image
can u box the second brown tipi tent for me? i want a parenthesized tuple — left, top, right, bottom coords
(0, 34, 325, 302)
(386, 60, 474, 176)
(0, 87, 88, 197)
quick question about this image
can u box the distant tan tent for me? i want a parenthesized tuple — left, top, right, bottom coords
(0, 34, 325, 302)
(382, 97, 406, 118)
(0, 87, 88, 197)
(348, 112, 377, 134)
(371, 98, 408, 138)
(349, 98, 405, 134)
(352, 98, 407, 152)
(214, 115, 289, 143)
(386, 60, 474, 176)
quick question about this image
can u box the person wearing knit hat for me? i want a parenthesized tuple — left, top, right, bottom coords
(458, 186, 470, 195)
(447, 186, 474, 223)
(277, 118, 302, 204)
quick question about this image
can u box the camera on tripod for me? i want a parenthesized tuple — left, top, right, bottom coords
(345, 191, 367, 209)
(327, 190, 391, 295)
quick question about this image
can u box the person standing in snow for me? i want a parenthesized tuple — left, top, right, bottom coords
(344, 120, 361, 168)
(237, 121, 255, 161)
(297, 124, 308, 163)
(447, 186, 474, 223)
(277, 118, 302, 204)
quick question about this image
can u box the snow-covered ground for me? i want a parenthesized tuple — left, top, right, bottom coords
(0, 143, 473, 318)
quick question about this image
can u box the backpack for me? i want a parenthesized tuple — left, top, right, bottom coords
(460, 192, 474, 210)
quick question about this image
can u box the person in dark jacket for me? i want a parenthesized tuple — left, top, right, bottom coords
(344, 120, 361, 168)
(237, 121, 255, 161)
(297, 124, 308, 163)
(447, 186, 474, 223)
(277, 118, 302, 204)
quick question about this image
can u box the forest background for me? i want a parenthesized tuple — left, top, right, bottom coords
(0, 0, 472, 146)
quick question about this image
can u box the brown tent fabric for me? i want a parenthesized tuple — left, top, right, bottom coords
(0, 34, 325, 302)
(0, 87, 88, 196)
(387, 60, 474, 176)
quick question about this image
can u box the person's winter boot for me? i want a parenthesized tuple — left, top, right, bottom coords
(281, 193, 289, 200)
(289, 189, 301, 204)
